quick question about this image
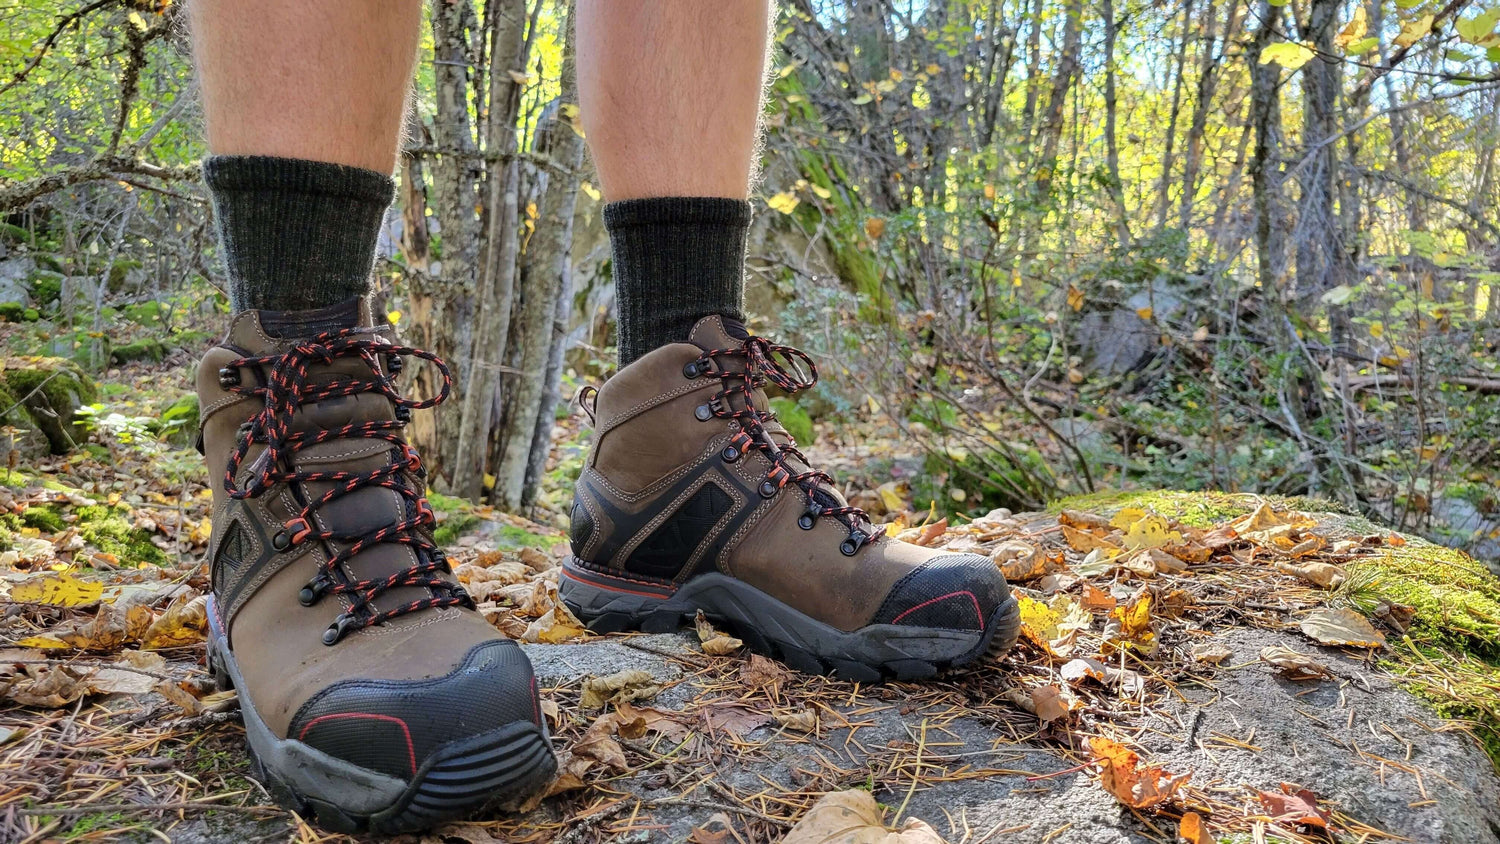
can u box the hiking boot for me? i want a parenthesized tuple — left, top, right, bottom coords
(560, 316, 1021, 681)
(197, 300, 555, 833)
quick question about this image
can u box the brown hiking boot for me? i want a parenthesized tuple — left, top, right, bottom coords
(197, 300, 555, 833)
(560, 316, 1021, 681)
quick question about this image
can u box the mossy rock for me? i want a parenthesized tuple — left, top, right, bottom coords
(74, 504, 167, 566)
(110, 338, 169, 365)
(159, 393, 199, 445)
(769, 396, 815, 445)
(0, 302, 39, 323)
(1050, 488, 1500, 767)
(0, 357, 100, 454)
(26, 270, 62, 308)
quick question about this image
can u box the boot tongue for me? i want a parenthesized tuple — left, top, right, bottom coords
(687, 314, 751, 351)
(260, 297, 364, 340)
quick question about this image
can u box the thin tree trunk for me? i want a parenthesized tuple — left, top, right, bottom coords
(1101, 0, 1131, 246)
(1154, 0, 1195, 233)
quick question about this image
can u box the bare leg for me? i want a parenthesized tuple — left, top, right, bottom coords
(577, 0, 773, 201)
(188, 0, 423, 173)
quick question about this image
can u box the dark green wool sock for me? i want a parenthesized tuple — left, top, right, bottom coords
(204, 155, 395, 313)
(605, 197, 750, 366)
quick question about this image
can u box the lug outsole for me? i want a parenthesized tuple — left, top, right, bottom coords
(562, 561, 1022, 683)
(207, 603, 556, 833)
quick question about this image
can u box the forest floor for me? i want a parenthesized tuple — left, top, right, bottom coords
(3, 360, 1500, 843)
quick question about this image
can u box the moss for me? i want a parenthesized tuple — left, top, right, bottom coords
(0, 302, 28, 322)
(27, 270, 61, 308)
(493, 523, 558, 551)
(74, 504, 167, 566)
(1, 359, 99, 454)
(433, 513, 481, 546)
(20, 504, 65, 533)
(770, 397, 815, 445)
(1048, 489, 1356, 529)
(158, 393, 199, 444)
(109, 338, 168, 364)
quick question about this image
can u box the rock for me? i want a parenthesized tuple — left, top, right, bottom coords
(0, 255, 35, 305)
(0, 357, 100, 454)
(1077, 282, 1187, 376)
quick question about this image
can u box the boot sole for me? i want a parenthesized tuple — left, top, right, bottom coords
(206, 597, 556, 833)
(559, 559, 1021, 682)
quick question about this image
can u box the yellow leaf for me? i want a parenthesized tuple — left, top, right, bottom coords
(809, 183, 832, 199)
(1067, 284, 1085, 311)
(767, 192, 801, 215)
(1395, 14, 1434, 48)
(876, 481, 906, 513)
(11, 574, 104, 607)
(1113, 510, 1183, 552)
(580, 181, 601, 201)
(983, 183, 996, 199)
(1112, 593, 1152, 639)
(1135, 307, 1153, 320)
(1259, 41, 1315, 70)
(865, 217, 887, 239)
(15, 635, 71, 649)
(386, 310, 401, 325)
(1335, 6, 1368, 49)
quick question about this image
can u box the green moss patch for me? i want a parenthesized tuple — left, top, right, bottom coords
(770, 396, 815, 445)
(433, 513, 481, 546)
(74, 504, 167, 566)
(20, 504, 65, 533)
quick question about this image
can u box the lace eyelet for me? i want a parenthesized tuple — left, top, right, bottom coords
(798, 513, 816, 530)
(217, 366, 240, 388)
(759, 480, 779, 498)
(839, 538, 859, 556)
(721, 446, 740, 462)
(322, 613, 360, 646)
(272, 530, 292, 551)
(694, 405, 713, 422)
(395, 405, 412, 423)
(298, 575, 332, 607)
(385, 353, 403, 375)
(683, 361, 702, 379)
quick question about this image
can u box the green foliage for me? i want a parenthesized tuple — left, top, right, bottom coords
(73, 504, 167, 566)
(770, 397, 814, 445)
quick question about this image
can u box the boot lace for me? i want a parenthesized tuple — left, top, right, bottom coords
(218, 327, 471, 645)
(688, 336, 877, 556)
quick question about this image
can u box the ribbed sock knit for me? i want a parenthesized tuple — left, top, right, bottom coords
(604, 197, 750, 366)
(204, 155, 394, 313)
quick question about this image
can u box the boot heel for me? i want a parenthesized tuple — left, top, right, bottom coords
(558, 557, 683, 634)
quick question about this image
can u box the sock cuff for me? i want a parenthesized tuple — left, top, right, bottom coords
(203, 155, 395, 205)
(604, 197, 752, 230)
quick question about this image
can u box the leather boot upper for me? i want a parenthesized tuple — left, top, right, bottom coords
(198, 301, 540, 779)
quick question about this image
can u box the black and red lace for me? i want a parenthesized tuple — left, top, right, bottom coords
(687, 335, 876, 556)
(218, 328, 470, 645)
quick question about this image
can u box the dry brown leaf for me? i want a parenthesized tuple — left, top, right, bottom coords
(1058, 509, 1111, 530)
(580, 669, 661, 709)
(1080, 582, 1117, 612)
(1191, 643, 1233, 665)
(1259, 645, 1333, 680)
(1299, 607, 1385, 648)
(777, 708, 818, 732)
(1257, 783, 1331, 829)
(741, 654, 790, 687)
(141, 593, 208, 650)
(518, 546, 555, 571)
(1089, 736, 1189, 809)
(1060, 657, 1144, 696)
(419, 823, 509, 844)
(783, 789, 947, 844)
(1062, 524, 1121, 554)
(17, 597, 153, 652)
(521, 605, 588, 644)
(1273, 560, 1346, 588)
(695, 610, 744, 655)
(1030, 683, 1081, 723)
(702, 700, 775, 738)
(1177, 811, 1210, 844)
(991, 540, 1045, 581)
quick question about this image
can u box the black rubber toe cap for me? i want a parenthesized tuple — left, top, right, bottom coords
(871, 554, 1011, 632)
(287, 639, 542, 781)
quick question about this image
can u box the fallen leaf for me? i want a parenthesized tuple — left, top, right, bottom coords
(783, 789, 946, 844)
(580, 669, 661, 709)
(141, 593, 208, 650)
(1017, 593, 1090, 656)
(695, 610, 744, 656)
(1080, 582, 1117, 612)
(1257, 783, 1331, 829)
(1031, 683, 1082, 723)
(1274, 560, 1345, 588)
(741, 654, 790, 687)
(10, 573, 104, 607)
(1058, 510, 1111, 530)
(521, 606, 588, 644)
(1299, 607, 1385, 648)
(1062, 524, 1121, 555)
(1060, 657, 1144, 696)
(1111, 509, 1184, 551)
(1089, 736, 1189, 809)
(992, 540, 1045, 581)
(777, 708, 818, 732)
(702, 700, 775, 738)
(1178, 810, 1210, 844)
(1259, 645, 1333, 680)
(1191, 643, 1233, 665)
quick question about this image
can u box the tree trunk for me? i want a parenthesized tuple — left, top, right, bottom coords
(1248, 0, 1288, 292)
